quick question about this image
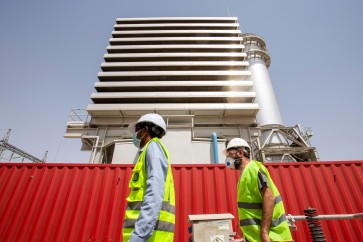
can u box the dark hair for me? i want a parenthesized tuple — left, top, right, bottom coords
(136, 122, 165, 139)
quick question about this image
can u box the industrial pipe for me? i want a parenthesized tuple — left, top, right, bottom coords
(82, 135, 99, 164)
(212, 132, 219, 164)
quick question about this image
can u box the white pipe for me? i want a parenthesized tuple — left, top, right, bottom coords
(83, 136, 99, 164)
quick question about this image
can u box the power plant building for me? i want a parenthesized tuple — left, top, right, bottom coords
(65, 17, 319, 164)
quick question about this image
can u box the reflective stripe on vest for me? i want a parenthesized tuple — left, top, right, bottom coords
(123, 219, 175, 233)
(240, 214, 287, 227)
(238, 195, 282, 209)
(126, 201, 176, 215)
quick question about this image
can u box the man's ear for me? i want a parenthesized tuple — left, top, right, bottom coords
(237, 148, 244, 158)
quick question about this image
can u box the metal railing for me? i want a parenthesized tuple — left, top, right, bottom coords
(67, 109, 91, 124)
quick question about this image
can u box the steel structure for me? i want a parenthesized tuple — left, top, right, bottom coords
(65, 17, 318, 164)
(0, 129, 46, 163)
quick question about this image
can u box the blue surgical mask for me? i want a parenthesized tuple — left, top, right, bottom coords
(132, 129, 145, 148)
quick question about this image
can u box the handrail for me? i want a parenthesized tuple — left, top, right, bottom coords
(67, 109, 91, 123)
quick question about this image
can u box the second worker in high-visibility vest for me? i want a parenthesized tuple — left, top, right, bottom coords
(224, 138, 292, 242)
(122, 113, 175, 242)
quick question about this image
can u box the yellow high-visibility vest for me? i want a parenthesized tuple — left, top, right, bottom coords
(237, 160, 292, 242)
(122, 138, 175, 242)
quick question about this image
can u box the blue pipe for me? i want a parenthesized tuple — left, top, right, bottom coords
(212, 132, 219, 164)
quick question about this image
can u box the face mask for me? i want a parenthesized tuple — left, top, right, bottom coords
(225, 157, 235, 169)
(225, 157, 242, 170)
(132, 129, 145, 148)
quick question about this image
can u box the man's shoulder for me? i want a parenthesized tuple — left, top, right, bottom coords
(147, 139, 163, 150)
(246, 160, 269, 173)
(251, 160, 267, 168)
(146, 140, 167, 159)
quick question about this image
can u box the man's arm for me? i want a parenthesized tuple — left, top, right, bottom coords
(130, 142, 168, 242)
(260, 186, 275, 242)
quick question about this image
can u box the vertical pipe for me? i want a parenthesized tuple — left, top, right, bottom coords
(212, 132, 219, 164)
(83, 136, 99, 164)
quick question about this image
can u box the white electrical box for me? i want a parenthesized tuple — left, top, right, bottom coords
(188, 213, 236, 242)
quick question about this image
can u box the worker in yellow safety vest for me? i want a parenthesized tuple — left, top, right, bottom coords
(224, 138, 292, 242)
(122, 113, 175, 242)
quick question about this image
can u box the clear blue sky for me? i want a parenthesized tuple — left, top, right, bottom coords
(1, 0, 362, 162)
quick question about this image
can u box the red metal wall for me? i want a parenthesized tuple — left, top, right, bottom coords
(0, 162, 362, 242)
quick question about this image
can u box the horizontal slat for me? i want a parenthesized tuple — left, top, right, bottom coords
(101, 61, 248, 67)
(114, 23, 239, 30)
(90, 91, 255, 104)
(109, 37, 243, 45)
(97, 70, 250, 77)
(104, 52, 246, 58)
(87, 103, 259, 112)
(106, 44, 244, 51)
(94, 80, 253, 88)
(112, 30, 241, 35)
(97, 70, 250, 81)
(100, 61, 248, 72)
(103, 53, 247, 62)
(94, 81, 253, 92)
(115, 17, 238, 24)
(91, 91, 256, 99)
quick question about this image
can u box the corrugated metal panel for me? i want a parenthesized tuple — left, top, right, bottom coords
(0, 162, 362, 242)
(268, 161, 363, 242)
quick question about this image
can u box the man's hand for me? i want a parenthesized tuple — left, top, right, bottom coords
(260, 229, 271, 242)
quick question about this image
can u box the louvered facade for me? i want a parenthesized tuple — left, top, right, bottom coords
(89, 17, 256, 125)
(65, 17, 318, 164)
(65, 17, 260, 164)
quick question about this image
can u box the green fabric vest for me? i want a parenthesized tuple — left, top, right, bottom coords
(237, 160, 292, 242)
(122, 138, 175, 242)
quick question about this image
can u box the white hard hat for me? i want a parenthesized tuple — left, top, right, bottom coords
(128, 113, 167, 135)
(224, 138, 250, 155)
